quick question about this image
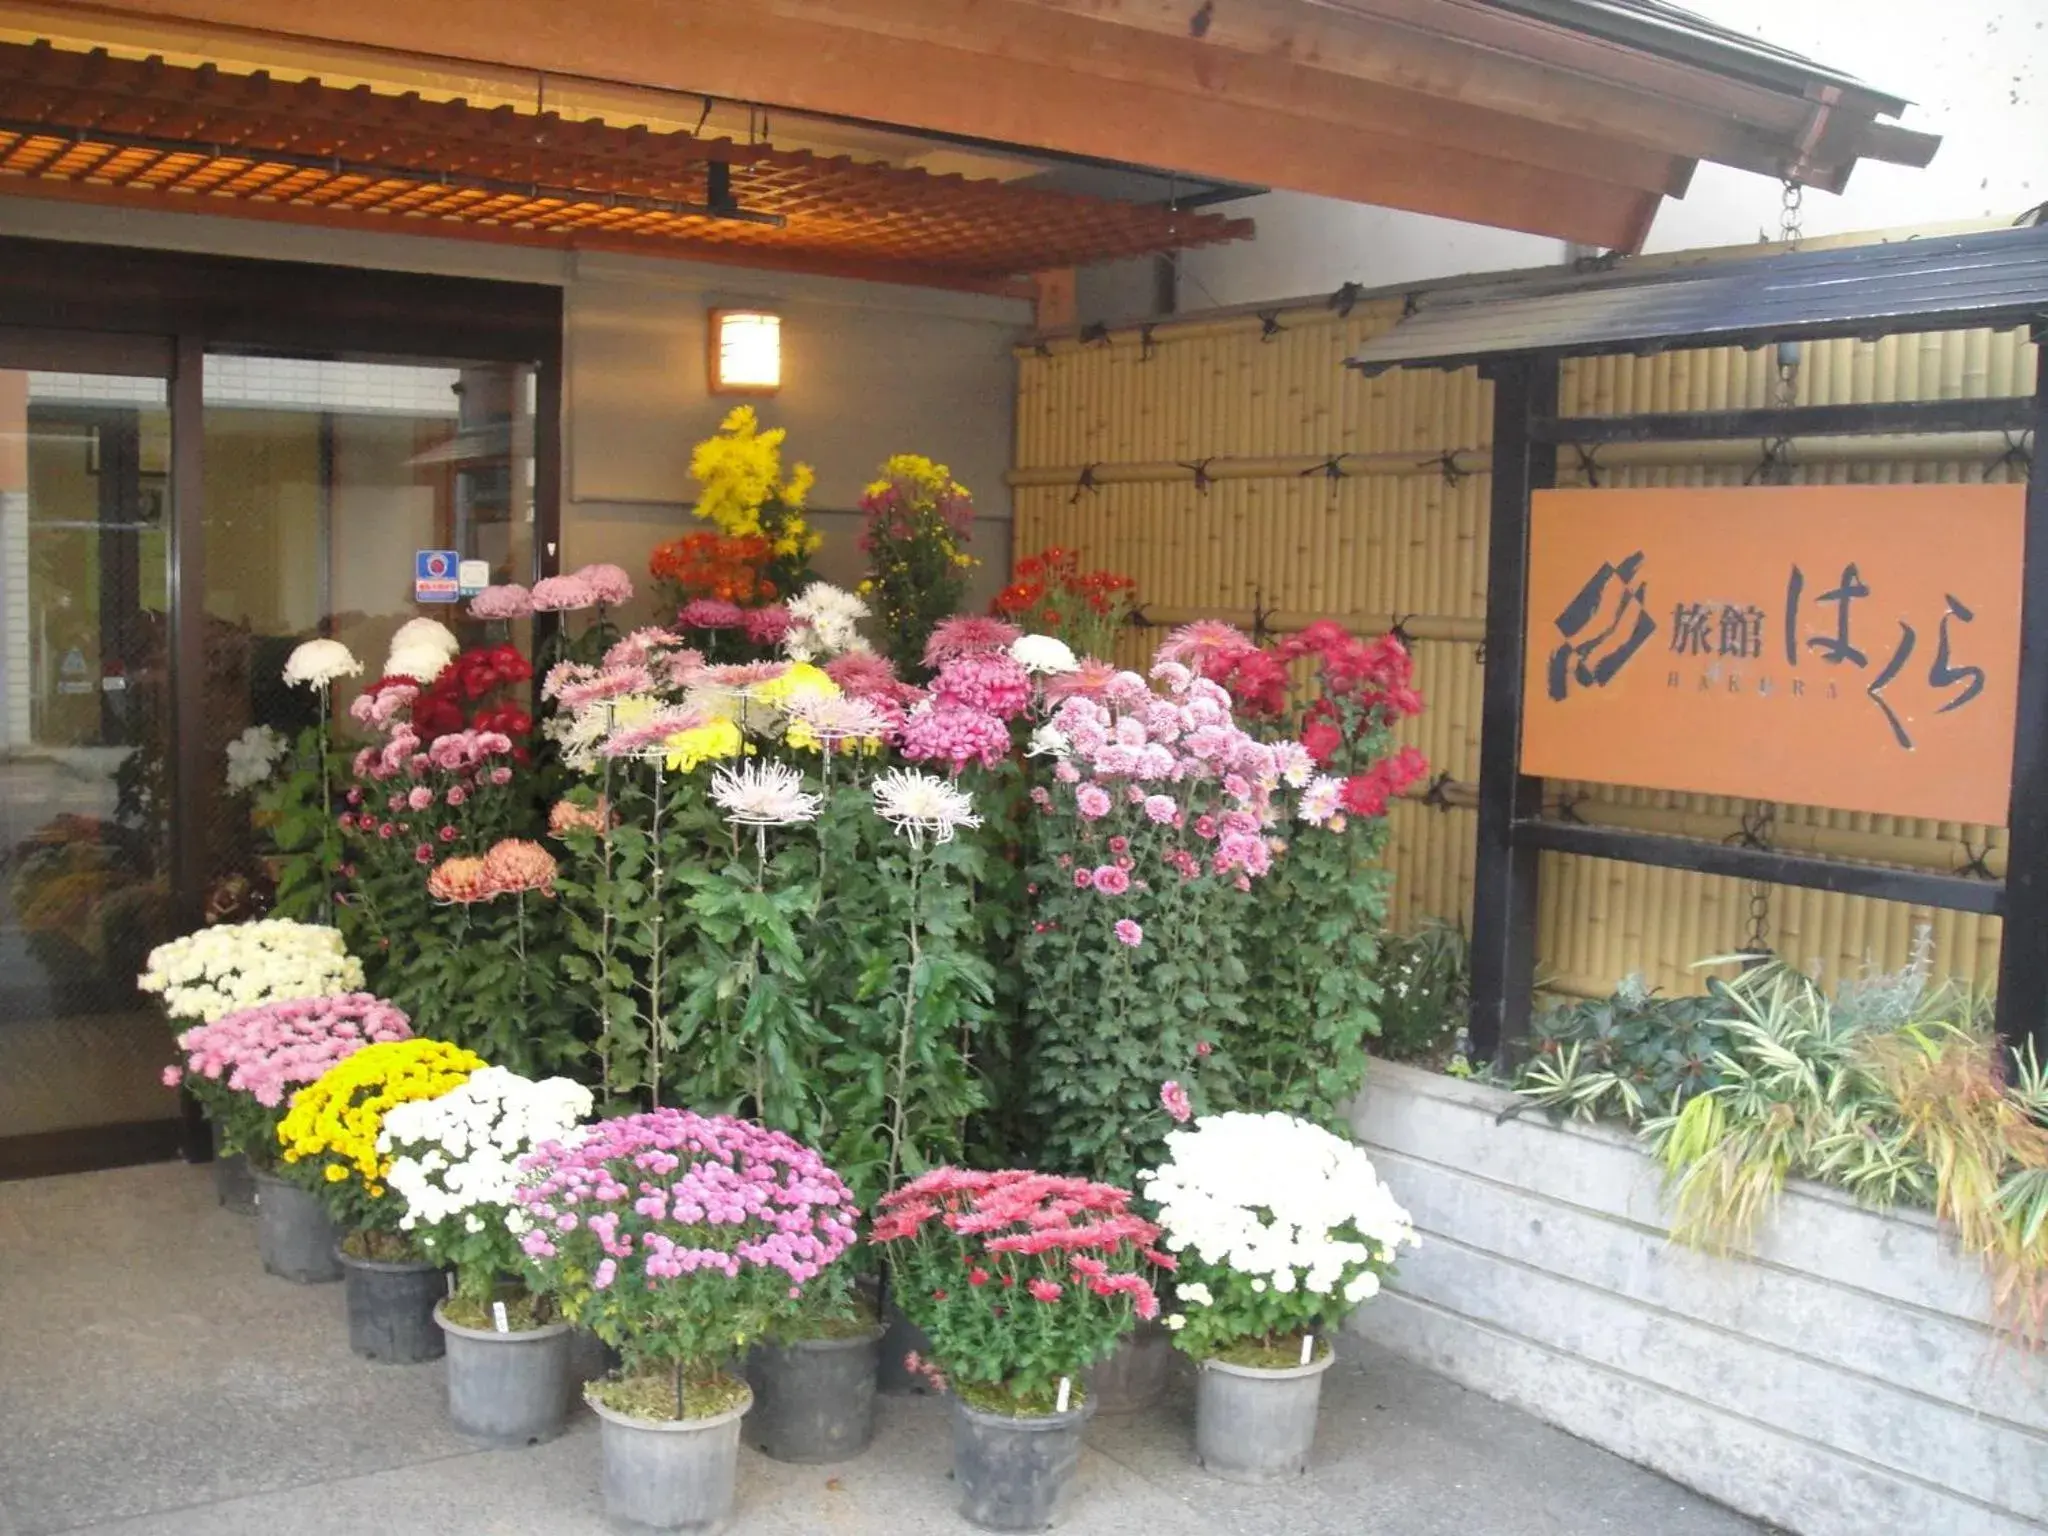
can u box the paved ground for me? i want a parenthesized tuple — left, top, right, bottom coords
(0, 1164, 1766, 1536)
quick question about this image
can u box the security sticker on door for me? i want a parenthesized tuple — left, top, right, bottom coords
(457, 559, 490, 597)
(414, 549, 460, 603)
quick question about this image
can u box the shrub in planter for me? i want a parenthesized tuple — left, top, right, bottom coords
(276, 1038, 485, 1361)
(871, 1168, 1168, 1530)
(380, 1066, 594, 1444)
(168, 991, 412, 1247)
(514, 1109, 858, 1531)
(743, 1232, 881, 1465)
(1142, 1111, 1418, 1482)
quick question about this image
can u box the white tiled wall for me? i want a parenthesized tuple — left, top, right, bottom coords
(27, 358, 462, 415)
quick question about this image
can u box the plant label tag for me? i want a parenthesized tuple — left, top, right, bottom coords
(1056, 1377, 1071, 1413)
(446, 1272, 456, 1297)
(1301, 1334, 1315, 1366)
(492, 1301, 510, 1334)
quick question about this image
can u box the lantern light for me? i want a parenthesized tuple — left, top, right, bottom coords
(709, 309, 781, 394)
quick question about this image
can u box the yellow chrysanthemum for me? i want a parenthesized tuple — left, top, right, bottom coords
(277, 1039, 484, 1193)
(752, 661, 838, 709)
(664, 718, 744, 773)
(781, 461, 815, 511)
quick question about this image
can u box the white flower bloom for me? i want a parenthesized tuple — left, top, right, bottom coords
(224, 725, 288, 794)
(784, 582, 870, 662)
(137, 920, 362, 1022)
(1166, 1313, 1186, 1332)
(1025, 724, 1070, 759)
(282, 638, 362, 690)
(1273, 740, 1314, 789)
(1345, 1272, 1382, 1305)
(1011, 633, 1079, 675)
(388, 617, 461, 660)
(1297, 775, 1343, 826)
(872, 767, 981, 847)
(384, 644, 452, 685)
(1178, 1281, 1213, 1307)
(382, 1067, 593, 1244)
(709, 759, 821, 827)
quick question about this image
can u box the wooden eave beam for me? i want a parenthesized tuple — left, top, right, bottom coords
(73, 0, 1672, 247)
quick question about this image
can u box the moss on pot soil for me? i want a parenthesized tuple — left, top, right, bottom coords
(590, 1370, 750, 1422)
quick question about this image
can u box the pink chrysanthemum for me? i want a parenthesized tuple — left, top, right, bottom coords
(742, 604, 794, 646)
(1160, 1080, 1192, 1123)
(1114, 919, 1143, 948)
(823, 650, 900, 697)
(468, 584, 532, 620)
(898, 703, 1011, 773)
(575, 563, 634, 606)
(923, 614, 1021, 666)
(529, 573, 596, 613)
(678, 598, 745, 630)
(1156, 619, 1256, 675)
(1042, 657, 1119, 703)
(481, 838, 557, 897)
(932, 651, 1032, 720)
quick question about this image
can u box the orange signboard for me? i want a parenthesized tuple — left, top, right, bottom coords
(1522, 485, 2023, 826)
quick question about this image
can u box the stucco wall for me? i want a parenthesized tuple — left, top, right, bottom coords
(0, 199, 1028, 625)
(1349, 1059, 2048, 1536)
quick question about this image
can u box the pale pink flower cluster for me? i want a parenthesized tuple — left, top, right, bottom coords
(898, 701, 1011, 773)
(174, 993, 412, 1107)
(529, 573, 595, 613)
(514, 1109, 859, 1297)
(932, 651, 1032, 721)
(469, 585, 533, 620)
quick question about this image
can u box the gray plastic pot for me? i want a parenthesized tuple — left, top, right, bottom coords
(252, 1171, 341, 1283)
(1193, 1347, 1335, 1483)
(588, 1382, 751, 1532)
(339, 1249, 446, 1364)
(743, 1325, 883, 1463)
(436, 1304, 571, 1446)
(213, 1151, 257, 1215)
(950, 1394, 1095, 1532)
(1085, 1322, 1172, 1415)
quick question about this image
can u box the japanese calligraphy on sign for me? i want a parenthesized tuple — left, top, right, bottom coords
(1522, 486, 2023, 826)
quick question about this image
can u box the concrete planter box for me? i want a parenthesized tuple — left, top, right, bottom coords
(1348, 1059, 2048, 1536)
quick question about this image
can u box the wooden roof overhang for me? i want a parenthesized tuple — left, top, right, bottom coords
(41, 0, 1941, 255)
(0, 38, 1252, 293)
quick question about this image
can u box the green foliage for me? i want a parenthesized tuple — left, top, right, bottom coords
(1372, 920, 1470, 1064)
(255, 724, 345, 924)
(1517, 974, 1738, 1127)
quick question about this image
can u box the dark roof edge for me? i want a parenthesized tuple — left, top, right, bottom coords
(1475, 0, 1912, 116)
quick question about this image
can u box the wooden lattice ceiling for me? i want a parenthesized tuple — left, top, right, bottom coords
(0, 39, 1252, 289)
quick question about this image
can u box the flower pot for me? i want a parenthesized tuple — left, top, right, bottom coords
(742, 1325, 883, 1464)
(1194, 1347, 1335, 1483)
(876, 1298, 941, 1396)
(588, 1383, 752, 1532)
(950, 1394, 1095, 1532)
(213, 1151, 257, 1215)
(436, 1304, 571, 1446)
(252, 1171, 341, 1283)
(339, 1249, 446, 1364)
(1085, 1321, 1172, 1415)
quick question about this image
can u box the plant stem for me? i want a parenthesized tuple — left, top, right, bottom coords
(647, 761, 667, 1107)
(597, 757, 616, 1099)
(885, 841, 927, 1195)
(750, 823, 768, 1118)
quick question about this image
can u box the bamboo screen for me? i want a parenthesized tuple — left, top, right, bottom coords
(1010, 291, 2037, 998)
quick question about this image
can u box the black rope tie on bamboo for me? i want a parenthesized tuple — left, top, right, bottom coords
(1746, 437, 1792, 486)
(1176, 457, 1216, 493)
(1256, 310, 1284, 341)
(1032, 340, 1053, 359)
(1328, 281, 1363, 319)
(1552, 790, 1586, 826)
(1080, 322, 1111, 348)
(1424, 450, 1466, 488)
(1069, 463, 1100, 505)
(1573, 444, 1603, 487)
(1990, 428, 2034, 479)
(1124, 603, 1152, 630)
(1957, 838, 1997, 881)
(1299, 455, 1348, 495)
(1420, 772, 1457, 813)
(1249, 586, 1274, 644)
(1139, 323, 1158, 361)
(1387, 613, 1415, 649)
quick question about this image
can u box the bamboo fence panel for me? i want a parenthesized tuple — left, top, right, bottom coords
(1013, 284, 2037, 997)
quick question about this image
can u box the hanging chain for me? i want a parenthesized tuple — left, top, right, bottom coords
(1779, 176, 1804, 251)
(1742, 800, 1777, 960)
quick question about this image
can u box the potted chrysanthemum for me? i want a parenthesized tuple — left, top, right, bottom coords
(276, 1037, 486, 1362)
(741, 1232, 881, 1466)
(515, 1108, 859, 1532)
(380, 1066, 593, 1444)
(1140, 1111, 1419, 1482)
(870, 1168, 1166, 1531)
(169, 992, 412, 1280)
(139, 919, 366, 1211)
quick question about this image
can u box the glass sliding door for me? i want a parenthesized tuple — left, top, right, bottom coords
(196, 354, 537, 905)
(0, 349, 178, 1153)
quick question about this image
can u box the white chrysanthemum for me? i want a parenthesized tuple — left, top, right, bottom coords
(788, 693, 893, 745)
(384, 644, 452, 684)
(1011, 633, 1079, 675)
(544, 703, 612, 775)
(137, 920, 362, 1022)
(389, 617, 460, 660)
(872, 767, 981, 847)
(784, 581, 870, 662)
(1297, 775, 1342, 826)
(1025, 724, 1070, 759)
(381, 1067, 592, 1236)
(282, 638, 362, 690)
(224, 724, 288, 793)
(709, 759, 821, 827)
(1273, 740, 1314, 789)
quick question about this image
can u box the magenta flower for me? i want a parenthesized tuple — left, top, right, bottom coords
(931, 651, 1032, 721)
(898, 703, 1010, 773)
(924, 614, 1021, 665)
(1026, 1277, 1064, 1303)
(1074, 783, 1112, 820)
(1092, 865, 1131, 896)
(741, 605, 794, 646)
(1114, 919, 1143, 948)
(1072, 867, 1094, 890)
